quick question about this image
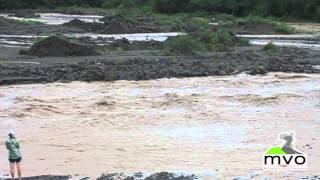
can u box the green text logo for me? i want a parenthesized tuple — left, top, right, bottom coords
(263, 132, 307, 170)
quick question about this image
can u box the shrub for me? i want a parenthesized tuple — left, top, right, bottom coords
(14, 19, 44, 25)
(236, 16, 295, 34)
(116, 47, 124, 54)
(211, 29, 235, 50)
(275, 23, 295, 34)
(263, 42, 278, 53)
(165, 27, 247, 54)
(199, 28, 247, 51)
(165, 35, 202, 54)
(191, 17, 209, 26)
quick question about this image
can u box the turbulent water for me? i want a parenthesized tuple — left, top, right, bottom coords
(237, 34, 320, 50)
(0, 73, 319, 179)
(0, 13, 103, 25)
(1, 33, 319, 49)
(238, 34, 320, 50)
(0, 33, 183, 48)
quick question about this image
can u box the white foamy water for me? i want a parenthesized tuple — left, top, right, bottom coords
(237, 34, 320, 50)
(68, 32, 184, 41)
(237, 34, 316, 38)
(250, 39, 320, 49)
(313, 65, 320, 70)
(0, 32, 184, 47)
(0, 73, 319, 179)
(0, 13, 103, 25)
(1, 32, 319, 49)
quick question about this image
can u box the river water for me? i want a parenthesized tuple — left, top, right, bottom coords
(237, 34, 320, 50)
(0, 13, 103, 25)
(0, 73, 319, 179)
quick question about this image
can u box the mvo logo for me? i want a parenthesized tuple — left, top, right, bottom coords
(263, 132, 307, 170)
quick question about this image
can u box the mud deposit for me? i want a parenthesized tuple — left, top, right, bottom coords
(0, 73, 319, 179)
(24, 36, 100, 57)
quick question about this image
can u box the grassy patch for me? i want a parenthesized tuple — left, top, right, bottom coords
(262, 42, 279, 54)
(165, 35, 203, 54)
(165, 27, 247, 54)
(67, 37, 78, 44)
(14, 19, 44, 25)
(105, 8, 212, 32)
(238, 15, 277, 24)
(171, 56, 178, 64)
(152, 13, 188, 31)
(116, 47, 124, 55)
(199, 28, 246, 51)
(0, 59, 7, 65)
(191, 17, 210, 26)
(275, 22, 295, 34)
(236, 16, 295, 34)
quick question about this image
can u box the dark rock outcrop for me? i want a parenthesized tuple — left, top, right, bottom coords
(25, 36, 100, 57)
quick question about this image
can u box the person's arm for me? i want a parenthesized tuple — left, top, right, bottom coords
(16, 140, 20, 149)
(5, 141, 10, 150)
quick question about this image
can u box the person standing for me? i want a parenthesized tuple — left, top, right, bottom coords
(5, 132, 22, 180)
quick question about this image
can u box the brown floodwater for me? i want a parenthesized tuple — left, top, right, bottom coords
(0, 73, 319, 179)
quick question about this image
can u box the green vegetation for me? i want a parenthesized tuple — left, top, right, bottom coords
(199, 28, 242, 51)
(236, 16, 295, 34)
(14, 19, 44, 25)
(165, 27, 247, 54)
(275, 23, 295, 34)
(152, 0, 320, 21)
(0, 0, 319, 21)
(152, 13, 189, 32)
(165, 35, 202, 54)
(67, 37, 78, 43)
(0, 59, 6, 65)
(116, 47, 124, 55)
(171, 56, 178, 64)
(262, 42, 279, 54)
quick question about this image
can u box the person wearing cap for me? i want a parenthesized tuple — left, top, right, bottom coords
(5, 133, 22, 180)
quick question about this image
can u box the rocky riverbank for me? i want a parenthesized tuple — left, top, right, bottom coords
(0, 45, 319, 85)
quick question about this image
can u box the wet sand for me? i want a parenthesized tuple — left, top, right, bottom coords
(0, 73, 319, 179)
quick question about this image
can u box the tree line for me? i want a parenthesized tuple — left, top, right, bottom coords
(0, 0, 319, 21)
(153, 0, 319, 20)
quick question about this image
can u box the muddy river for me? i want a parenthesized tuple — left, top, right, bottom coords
(0, 73, 319, 179)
